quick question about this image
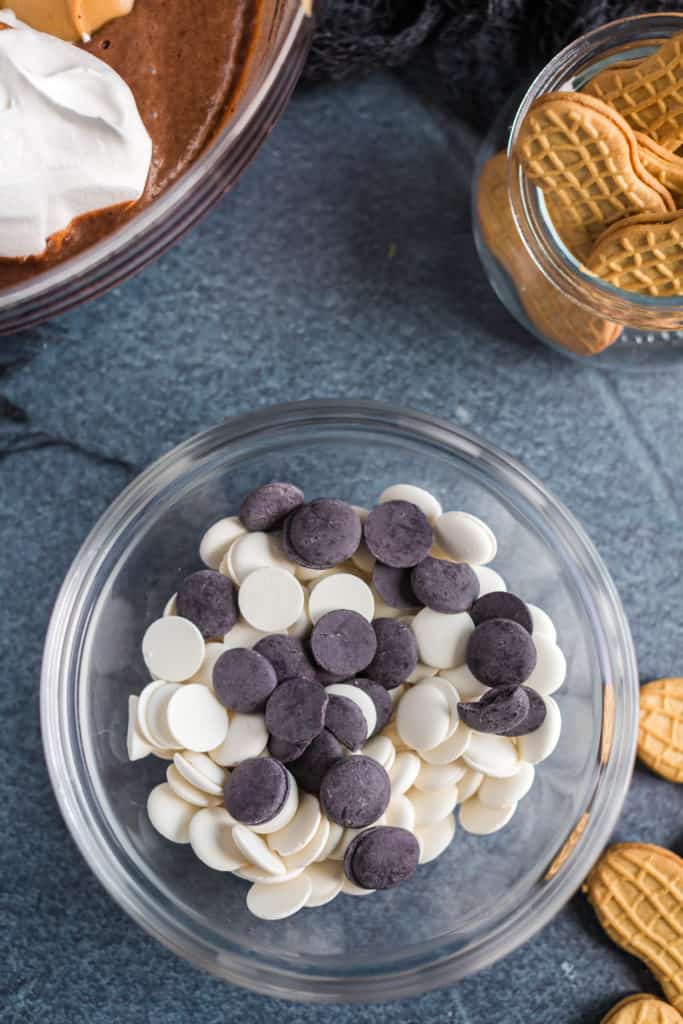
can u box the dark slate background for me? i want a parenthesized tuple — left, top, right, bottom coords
(2, 73, 682, 1024)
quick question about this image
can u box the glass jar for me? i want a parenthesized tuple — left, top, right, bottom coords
(473, 13, 683, 367)
(0, 0, 312, 335)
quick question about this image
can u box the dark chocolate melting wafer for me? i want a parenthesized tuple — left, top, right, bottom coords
(213, 647, 278, 713)
(224, 757, 289, 825)
(324, 694, 368, 751)
(364, 500, 433, 568)
(310, 609, 377, 676)
(239, 482, 304, 532)
(254, 634, 316, 683)
(320, 755, 390, 828)
(467, 618, 537, 687)
(265, 676, 328, 744)
(457, 684, 529, 735)
(176, 569, 237, 639)
(344, 826, 420, 890)
(469, 592, 532, 634)
(411, 557, 479, 614)
(288, 498, 362, 569)
(365, 618, 418, 689)
(350, 677, 393, 735)
(503, 686, 547, 735)
(288, 729, 345, 794)
(372, 562, 421, 609)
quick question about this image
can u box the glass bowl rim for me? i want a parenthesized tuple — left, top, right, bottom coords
(40, 399, 639, 1001)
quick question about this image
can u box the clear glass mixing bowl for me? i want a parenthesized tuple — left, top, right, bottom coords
(41, 400, 638, 1001)
(0, 0, 312, 334)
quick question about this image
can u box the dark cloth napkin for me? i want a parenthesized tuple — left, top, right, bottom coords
(304, 0, 683, 128)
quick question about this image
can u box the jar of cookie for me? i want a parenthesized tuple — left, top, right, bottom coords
(474, 13, 683, 365)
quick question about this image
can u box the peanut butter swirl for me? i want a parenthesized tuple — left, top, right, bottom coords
(6, 0, 134, 41)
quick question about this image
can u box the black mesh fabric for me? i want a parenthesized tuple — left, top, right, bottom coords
(304, 0, 444, 80)
(303, 0, 683, 128)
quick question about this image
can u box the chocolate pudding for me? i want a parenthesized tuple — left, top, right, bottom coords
(0, 0, 264, 290)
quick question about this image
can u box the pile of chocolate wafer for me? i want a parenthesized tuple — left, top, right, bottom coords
(478, 31, 683, 357)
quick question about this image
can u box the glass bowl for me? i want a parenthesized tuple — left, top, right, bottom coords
(473, 14, 683, 368)
(41, 400, 638, 1001)
(0, 0, 312, 335)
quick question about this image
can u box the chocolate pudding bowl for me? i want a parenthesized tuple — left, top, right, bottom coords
(0, 0, 312, 333)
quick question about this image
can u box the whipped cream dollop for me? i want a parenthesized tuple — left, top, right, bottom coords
(0, 10, 152, 260)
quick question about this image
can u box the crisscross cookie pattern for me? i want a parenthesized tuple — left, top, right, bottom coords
(587, 844, 683, 1013)
(588, 214, 683, 296)
(602, 993, 683, 1024)
(516, 96, 672, 246)
(585, 33, 683, 150)
(637, 677, 683, 783)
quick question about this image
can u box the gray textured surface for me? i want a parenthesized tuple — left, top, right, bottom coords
(2, 73, 683, 1023)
